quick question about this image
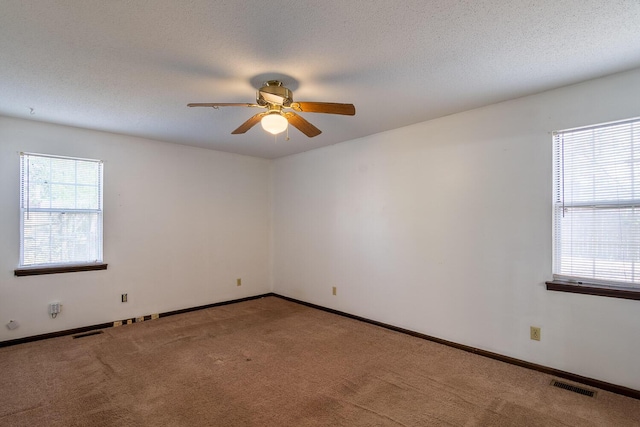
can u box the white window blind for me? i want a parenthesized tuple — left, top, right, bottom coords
(20, 153, 103, 267)
(553, 118, 640, 288)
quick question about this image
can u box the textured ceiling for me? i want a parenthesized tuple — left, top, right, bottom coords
(1, 1, 640, 159)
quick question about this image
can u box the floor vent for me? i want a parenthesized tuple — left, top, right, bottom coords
(551, 379, 596, 397)
(72, 330, 104, 339)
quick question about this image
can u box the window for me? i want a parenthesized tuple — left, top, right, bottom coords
(18, 153, 104, 273)
(551, 118, 640, 296)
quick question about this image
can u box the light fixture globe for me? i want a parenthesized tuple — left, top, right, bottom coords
(261, 113, 288, 135)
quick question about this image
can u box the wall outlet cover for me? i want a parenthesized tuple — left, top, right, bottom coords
(530, 326, 541, 341)
(49, 302, 61, 314)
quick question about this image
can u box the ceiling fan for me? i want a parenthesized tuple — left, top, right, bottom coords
(188, 80, 356, 138)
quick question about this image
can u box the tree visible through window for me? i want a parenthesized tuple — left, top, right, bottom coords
(20, 153, 103, 267)
(553, 118, 640, 289)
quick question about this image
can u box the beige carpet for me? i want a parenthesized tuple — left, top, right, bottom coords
(0, 296, 638, 426)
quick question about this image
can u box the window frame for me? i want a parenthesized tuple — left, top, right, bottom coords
(547, 118, 640, 300)
(15, 152, 107, 277)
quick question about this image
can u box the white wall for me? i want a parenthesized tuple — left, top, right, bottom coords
(272, 68, 640, 390)
(0, 117, 271, 341)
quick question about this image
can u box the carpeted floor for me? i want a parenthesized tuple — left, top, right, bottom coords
(0, 296, 638, 426)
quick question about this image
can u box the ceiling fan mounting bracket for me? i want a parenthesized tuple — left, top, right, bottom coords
(257, 80, 293, 107)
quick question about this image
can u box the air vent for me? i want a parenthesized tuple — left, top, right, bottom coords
(551, 379, 596, 397)
(72, 330, 104, 339)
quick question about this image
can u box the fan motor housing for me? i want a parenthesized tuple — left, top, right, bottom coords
(257, 81, 293, 107)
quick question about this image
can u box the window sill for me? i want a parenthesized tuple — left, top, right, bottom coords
(14, 263, 108, 277)
(546, 280, 640, 301)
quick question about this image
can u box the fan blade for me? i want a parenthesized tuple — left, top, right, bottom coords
(290, 102, 355, 115)
(188, 103, 261, 108)
(284, 112, 322, 137)
(231, 113, 266, 134)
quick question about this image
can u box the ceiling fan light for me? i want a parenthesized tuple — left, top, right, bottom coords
(261, 113, 288, 135)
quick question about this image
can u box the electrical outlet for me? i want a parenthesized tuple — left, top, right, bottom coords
(121, 294, 127, 303)
(49, 302, 61, 315)
(237, 278, 242, 286)
(332, 286, 337, 296)
(530, 326, 541, 341)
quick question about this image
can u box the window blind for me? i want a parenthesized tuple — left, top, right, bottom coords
(553, 118, 640, 288)
(20, 153, 103, 267)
